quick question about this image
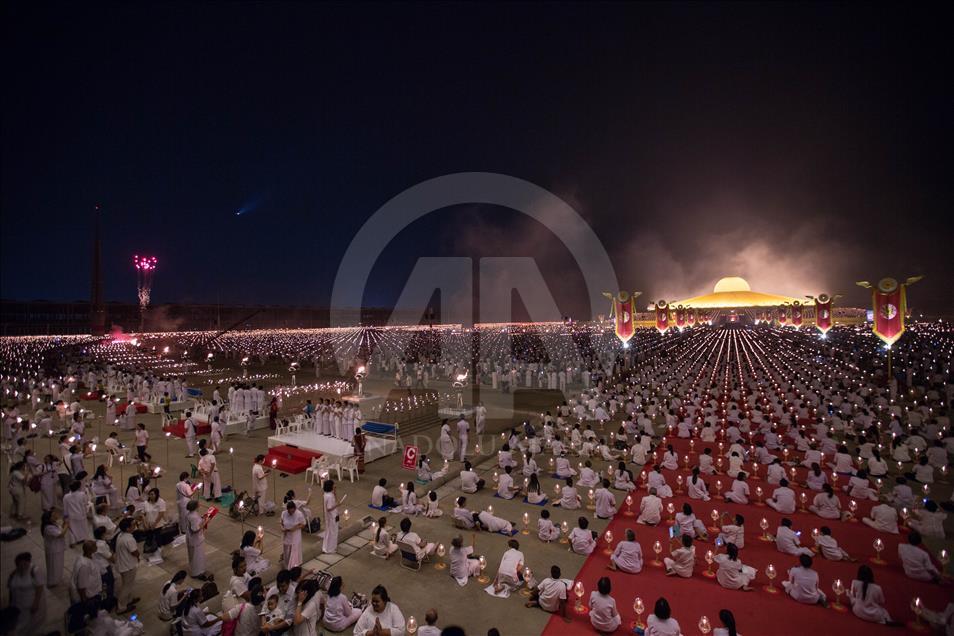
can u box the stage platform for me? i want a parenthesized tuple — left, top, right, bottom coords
(266, 430, 397, 464)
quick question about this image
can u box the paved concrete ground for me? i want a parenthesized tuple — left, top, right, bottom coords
(4, 368, 950, 636)
(1, 371, 609, 636)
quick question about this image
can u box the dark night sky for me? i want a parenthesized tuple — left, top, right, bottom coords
(2, 2, 952, 317)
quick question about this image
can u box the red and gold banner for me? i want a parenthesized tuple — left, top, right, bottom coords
(603, 291, 641, 345)
(777, 305, 788, 326)
(675, 305, 687, 328)
(791, 301, 803, 328)
(687, 308, 696, 326)
(855, 277, 919, 347)
(655, 300, 670, 333)
(814, 294, 833, 334)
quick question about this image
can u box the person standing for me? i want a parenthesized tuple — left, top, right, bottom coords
(114, 518, 141, 613)
(38, 454, 58, 513)
(322, 479, 343, 554)
(8, 552, 46, 636)
(184, 411, 197, 458)
(456, 416, 469, 462)
(252, 455, 271, 513)
(41, 510, 67, 588)
(63, 480, 91, 545)
(176, 472, 196, 534)
(438, 419, 455, 462)
(352, 427, 366, 474)
(185, 500, 212, 580)
(134, 423, 150, 463)
(281, 501, 306, 568)
(197, 449, 222, 500)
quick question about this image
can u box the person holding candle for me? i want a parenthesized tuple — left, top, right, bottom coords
(240, 529, 270, 576)
(320, 479, 342, 554)
(185, 500, 212, 580)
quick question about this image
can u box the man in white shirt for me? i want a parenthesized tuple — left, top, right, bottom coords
(459, 462, 484, 493)
(493, 539, 526, 593)
(767, 479, 796, 514)
(898, 531, 941, 582)
(527, 565, 568, 618)
(496, 465, 519, 499)
(637, 488, 663, 525)
(70, 541, 103, 604)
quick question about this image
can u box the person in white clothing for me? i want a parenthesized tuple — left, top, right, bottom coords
(646, 597, 682, 636)
(724, 473, 750, 504)
(714, 609, 740, 636)
(321, 576, 362, 632)
(353, 585, 405, 636)
(813, 526, 854, 561)
(321, 480, 343, 555)
(862, 502, 899, 534)
(568, 516, 597, 555)
(898, 531, 941, 582)
(714, 543, 756, 591)
(281, 501, 306, 567)
(608, 528, 643, 574)
(397, 517, 436, 560)
(848, 565, 896, 625)
(448, 534, 481, 584)
(783, 554, 827, 606)
(637, 488, 663, 525)
(588, 577, 622, 634)
(537, 509, 560, 542)
(526, 565, 568, 619)
(775, 518, 813, 557)
(766, 479, 796, 514)
(492, 539, 526, 594)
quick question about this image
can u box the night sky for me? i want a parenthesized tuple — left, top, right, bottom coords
(2, 2, 951, 317)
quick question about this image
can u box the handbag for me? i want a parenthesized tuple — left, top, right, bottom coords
(220, 602, 245, 636)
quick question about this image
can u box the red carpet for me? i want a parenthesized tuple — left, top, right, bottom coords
(542, 436, 949, 636)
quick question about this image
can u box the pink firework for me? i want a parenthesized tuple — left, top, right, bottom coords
(133, 255, 158, 310)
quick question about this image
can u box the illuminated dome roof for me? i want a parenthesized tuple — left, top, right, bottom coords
(667, 277, 803, 309)
(713, 277, 751, 293)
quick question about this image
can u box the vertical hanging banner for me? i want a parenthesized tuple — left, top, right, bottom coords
(655, 300, 670, 333)
(791, 301, 803, 328)
(603, 291, 642, 346)
(856, 276, 923, 346)
(808, 293, 837, 335)
(675, 305, 687, 329)
(687, 307, 696, 326)
(777, 305, 788, 326)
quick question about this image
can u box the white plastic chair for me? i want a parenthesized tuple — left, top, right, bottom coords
(305, 456, 327, 486)
(341, 455, 359, 482)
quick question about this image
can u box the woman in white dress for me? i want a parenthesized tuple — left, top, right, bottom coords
(848, 565, 894, 625)
(588, 577, 621, 634)
(321, 576, 362, 632)
(401, 482, 423, 515)
(179, 587, 221, 636)
(240, 530, 270, 577)
(41, 510, 67, 588)
(158, 570, 188, 621)
(714, 543, 756, 591)
(714, 609, 741, 636)
(292, 579, 323, 636)
(809, 484, 843, 520)
(321, 479, 342, 554)
(353, 585, 405, 636)
(449, 534, 481, 585)
(373, 517, 399, 558)
(687, 467, 710, 501)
